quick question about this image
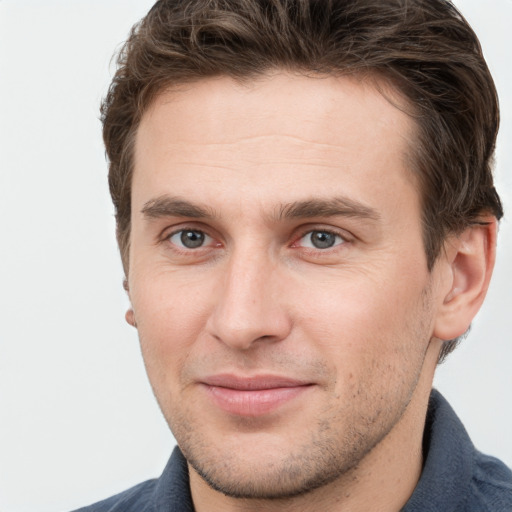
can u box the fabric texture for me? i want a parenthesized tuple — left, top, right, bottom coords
(73, 390, 512, 511)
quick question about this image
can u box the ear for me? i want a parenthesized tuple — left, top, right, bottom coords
(125, 308, 137, 328)
(433, 218, 497, 341)
(123, 277, 137, 328)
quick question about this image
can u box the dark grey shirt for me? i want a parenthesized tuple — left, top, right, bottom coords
(74, 390, 512, 511)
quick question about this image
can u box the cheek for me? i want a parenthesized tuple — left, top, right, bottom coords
(297, 281, 432, 431)
(292, 265, 431, 373)
(295, 268, 415, 339)
(132, 276, 214, 379)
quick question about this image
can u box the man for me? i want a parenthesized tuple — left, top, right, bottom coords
(76, 0, 512, 510)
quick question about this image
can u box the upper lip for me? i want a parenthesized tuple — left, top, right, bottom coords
(201, 374, 312, 390)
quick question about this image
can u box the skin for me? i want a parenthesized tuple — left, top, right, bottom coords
(126, 72, 495, 511)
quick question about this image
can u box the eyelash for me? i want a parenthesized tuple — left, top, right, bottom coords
(161, 225, 351, 255)
(291, 227, 350, 253)
(164, 227, 217, 252)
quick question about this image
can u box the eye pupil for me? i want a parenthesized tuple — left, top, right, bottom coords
(180, 230, 205, 248)
(311, 231, 336, 249)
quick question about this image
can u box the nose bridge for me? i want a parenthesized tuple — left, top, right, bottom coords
(208, 243, 290, 349)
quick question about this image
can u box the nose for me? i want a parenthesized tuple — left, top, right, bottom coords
(206, 250, 292, 350)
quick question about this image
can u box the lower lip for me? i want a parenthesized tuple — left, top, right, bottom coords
(203, 385, 311, 417)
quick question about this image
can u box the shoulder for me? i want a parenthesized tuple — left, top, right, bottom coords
(70, 446, 193, 512)
(71, 479, 158, 512)
(402, 390, 512, 512)
(466, 451, 512, 511)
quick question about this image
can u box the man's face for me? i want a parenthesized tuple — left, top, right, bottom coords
(128, 73, 444, 499)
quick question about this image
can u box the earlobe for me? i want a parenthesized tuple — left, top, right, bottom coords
(126, 308, 137, 328)
(433, 219, 497, 341)
(123, 278, 137, 328)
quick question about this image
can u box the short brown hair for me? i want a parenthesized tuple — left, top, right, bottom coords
(102, 0, 503, 360)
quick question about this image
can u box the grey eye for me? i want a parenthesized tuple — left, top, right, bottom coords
(300, 230, 344, 249)
(170, 229, 210, 249)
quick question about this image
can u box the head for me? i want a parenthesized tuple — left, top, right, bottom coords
(103, 0, 502, 362)
(101, 0, 501, 507)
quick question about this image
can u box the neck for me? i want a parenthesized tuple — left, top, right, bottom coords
(190, 340, 441, 512)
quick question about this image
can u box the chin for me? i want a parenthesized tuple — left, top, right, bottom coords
(177, 416, 388, 501)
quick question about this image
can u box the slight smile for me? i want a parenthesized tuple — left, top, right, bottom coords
(201, 375, 314, 417)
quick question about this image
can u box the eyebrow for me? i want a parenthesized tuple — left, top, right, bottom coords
(141, 195, 380, 222)
(141, 196, 217, 219)
(276, 197, 380, 221)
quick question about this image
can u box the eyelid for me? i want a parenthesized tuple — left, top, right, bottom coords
(160, 223, 222, 250)
(157, 222, 353, 254)
(301, 232, 343, 249)
(170, 229, 213, 249)
(160, 221, 212, 240)
(291, 225, 353, 247)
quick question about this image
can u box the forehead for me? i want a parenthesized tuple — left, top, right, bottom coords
(133, 72, 418, 212)
(138, 72, 415, 146)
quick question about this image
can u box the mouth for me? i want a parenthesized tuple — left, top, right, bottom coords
(200, 374, 314, 417)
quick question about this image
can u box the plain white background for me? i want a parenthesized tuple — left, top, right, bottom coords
(0, 1, 510, 510)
